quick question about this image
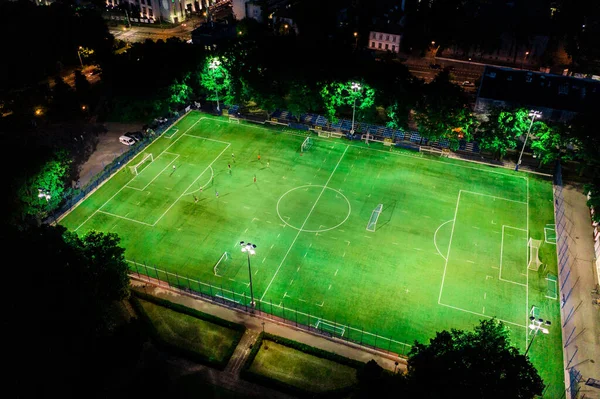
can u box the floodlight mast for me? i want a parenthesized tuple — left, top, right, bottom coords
(350, 82, 361, 137)
(240, 241, 257, 307)
(515, 110, 542, 171)
(209, 58, 221, 112)
(524, 315, 551, 356)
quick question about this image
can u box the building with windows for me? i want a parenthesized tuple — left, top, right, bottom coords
(475, 65, 600, 122)
(105, 0, 222, 24)
(368, 31, 401, 54)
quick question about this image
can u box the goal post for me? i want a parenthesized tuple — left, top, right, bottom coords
(213, 251, 229, 277)
(366, 204, 383, 232)
(527, 238, 543, 271)
(301, 136, 313, 153)
(129, 153, 154, 175)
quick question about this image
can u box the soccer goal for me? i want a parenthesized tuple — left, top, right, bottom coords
(213, 252, 229, 277)
(318, 131, 330, 138)
(129, 153, 154, 175)
(228, 117, 240, 124)
(544, 224, 557, 244)
(301, 136, 313, 152)
(527, 238, 543, 271)
(366, 204, 383, 232)
(314, 320, 346, 338)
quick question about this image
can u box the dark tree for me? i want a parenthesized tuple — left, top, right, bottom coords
(405, 319, 544, 399)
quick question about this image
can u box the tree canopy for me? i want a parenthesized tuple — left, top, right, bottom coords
(406, 318, 544, 399)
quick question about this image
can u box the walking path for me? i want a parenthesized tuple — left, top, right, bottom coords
(224, 329, 261, 375)
(131, 280, 407, 374)
(561, 184, 600, 399)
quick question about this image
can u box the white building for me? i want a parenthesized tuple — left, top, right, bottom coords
(368, 31, 401, 54)
(231, 0, 263, 22)
(106, 0, 220, 24)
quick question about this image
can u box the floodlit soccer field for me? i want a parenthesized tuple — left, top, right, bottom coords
(60, 111, 564, 394)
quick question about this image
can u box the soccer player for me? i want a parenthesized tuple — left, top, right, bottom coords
(232, 152, 235, 162)
(257, 153, 261, 162)
(173, 165, 176, 170)
(193, 194, 198, 203)
(253, 175, 256, 183)
(215, 191, 219, 198)
(267, 160, 270, 168)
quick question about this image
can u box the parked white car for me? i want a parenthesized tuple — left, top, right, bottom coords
(119, 135, 136, 146)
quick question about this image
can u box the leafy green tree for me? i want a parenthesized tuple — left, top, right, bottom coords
(530, 122, 573, 167)
(168, 75, 194, 109)
(413, 71, 477, 148)
(476, 107, 518, 159)
(406, 318, 544, 399)
(16, 150, 71, 224)
(286, 82, 322, 121)
(320, 81, 375, 123)
(199, 57, 234, 109)
(565, 111, 600, 175)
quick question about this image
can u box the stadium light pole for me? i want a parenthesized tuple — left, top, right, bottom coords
(515, 110, 542, 171)
(240, 241, 257, 308)
(525, 316, 551, 356)
(209, 58, 221, 112)
(77, 46, 84, 68)
(38, 189, 51, 202)
(350, 82, 361, 136)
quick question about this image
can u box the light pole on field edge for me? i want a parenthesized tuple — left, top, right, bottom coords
(77, 46, 84, 68)
(350, 82, 361, 137)
(240, 241, 256, 308)
(525, 315, 551, 356)
(515, 110, 542, 171)
(209, 58, 221, 112)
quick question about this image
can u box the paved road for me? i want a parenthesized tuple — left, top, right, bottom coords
(109, 21, 199, 43)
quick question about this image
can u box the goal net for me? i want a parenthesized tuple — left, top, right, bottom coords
(366, 204, 383, 232)
(318, 131, 330, 138)
(228, 117, 240, 124)
(129, 153, 154, 175)
(527, 238, 543, 271)
(314, 320, 345, 338)
(301, 136, 313, 152)
(213, 252, 229, 277)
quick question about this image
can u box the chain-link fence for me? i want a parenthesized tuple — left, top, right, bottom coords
(128, 261, 413, 358)
(553, 161, 583, 399)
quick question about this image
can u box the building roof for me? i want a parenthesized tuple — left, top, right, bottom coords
(478, 65, 600, 114)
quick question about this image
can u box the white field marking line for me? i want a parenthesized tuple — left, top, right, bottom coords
(126, 154, 180, 192)
(183, 133, 230, 145)
(74, 116, 207, 231)
(96, 210, 154, 226)
(438, 190, 461, 303)
(438, 303, 526, 328)
(151, 144, 230, 226)
(433, 220, 453, 261)
(184, 166, 214, 195)
(525, 177, 530, 350)
(499, 224, 528, 289)
(460, 190, 527, 204)
(260, 145, 349, 301)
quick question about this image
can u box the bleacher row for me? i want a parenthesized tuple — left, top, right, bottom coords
(227, 107, 481, 154)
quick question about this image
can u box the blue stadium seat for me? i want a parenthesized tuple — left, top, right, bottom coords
(409, 132, 421, 143)
(459, 140, 467, 151)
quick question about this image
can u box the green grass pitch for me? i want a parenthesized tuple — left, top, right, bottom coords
(59, 111, 564, 396)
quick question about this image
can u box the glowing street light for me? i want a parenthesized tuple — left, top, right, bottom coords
(353, 32, 358, 50)
(524, 315, 551, 356)
(38, 189, 51, 202)
(350, 82, 361, 136)
(431, 41, 441, 64)
(77, 46, 84, 68)
(521, 51, 530, 69)
(515, 110, 542, 171)
(209, 58, 222, 112)
(240, 241, 257, 307)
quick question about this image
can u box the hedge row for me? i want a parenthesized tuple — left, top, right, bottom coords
(240, 332, 363, 398)
(132, 289, 245, 332)
(129, 292, 244, 370)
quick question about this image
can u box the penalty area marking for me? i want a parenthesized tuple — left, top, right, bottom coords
(433, 220, 453, 261)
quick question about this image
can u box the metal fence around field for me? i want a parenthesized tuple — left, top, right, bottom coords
(553, 162, 584, 399)
(128, 261, 413, 359)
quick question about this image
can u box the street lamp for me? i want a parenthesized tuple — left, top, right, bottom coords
(209, 58, 221, 112)
(77, 46, 84, 68)
(240, 241, 257, 308)
(353, 32, 358, 50)
(431, 41, 441, 64)
(350, 82, 361, 136)
(524, 315, 551, 356)
(515, 110, 542, 171)
(38, 189, 51, 202)
(521, 51, 530, 69)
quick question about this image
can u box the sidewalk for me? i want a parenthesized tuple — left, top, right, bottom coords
(131, 279, 407, 374)
(561, 184, 600, 399)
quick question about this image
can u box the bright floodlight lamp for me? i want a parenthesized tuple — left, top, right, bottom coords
(525, 313, 551, 355)
(38, 189, 51, 202)
(515, 110, 542, 171)
(240, 241, 257, 307)
(350, 82, 362, 135)
(209, 59, 222, 111)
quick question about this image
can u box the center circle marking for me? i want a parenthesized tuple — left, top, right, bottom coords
(276, 185, 351, 233)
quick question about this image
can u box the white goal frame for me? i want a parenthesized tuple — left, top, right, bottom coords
(301, 136, 313, 152)
(129, 153, 154, 175)
(228, 117, 240, 124)
(318, 131, 330, 138)
(314, 320, 345, 337)
(366, 204, 383, 232)
(527, 238, 543, 271)
(213, 251, 229, 277)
